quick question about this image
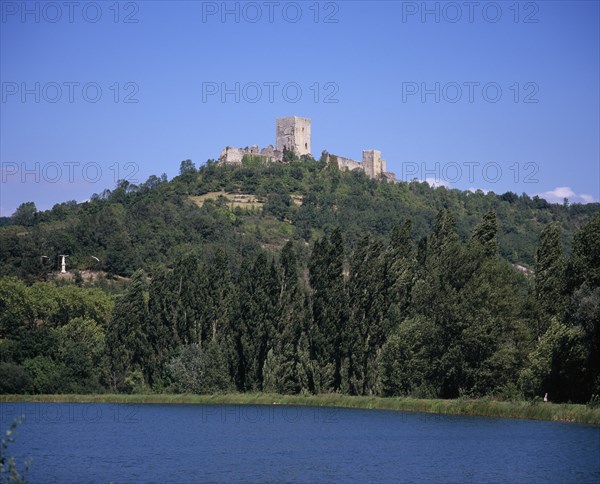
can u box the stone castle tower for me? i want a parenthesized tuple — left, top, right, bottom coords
(276, 116, 311, 156)
(362, 150, 386, 179)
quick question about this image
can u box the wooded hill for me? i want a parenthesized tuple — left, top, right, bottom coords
(1, 155, 598, 280)
(1, 156, 599, 403)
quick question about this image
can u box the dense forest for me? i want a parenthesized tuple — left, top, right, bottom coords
(1, 155, 599, 403)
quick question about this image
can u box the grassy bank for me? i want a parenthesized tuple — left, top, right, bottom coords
(2, 393, 599, 425)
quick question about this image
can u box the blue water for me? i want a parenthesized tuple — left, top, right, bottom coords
(1, 403, 599, 483)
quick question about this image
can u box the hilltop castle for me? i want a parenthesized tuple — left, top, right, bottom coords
(218, 116, 393, 180)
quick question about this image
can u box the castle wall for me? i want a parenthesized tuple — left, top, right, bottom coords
(219, 145, 282, 164)
(326, 151, 387, 179)
(219, 147, 245, 164)
(329, 154, 362, 172)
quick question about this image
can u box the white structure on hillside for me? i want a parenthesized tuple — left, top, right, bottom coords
(59, 255, 68, 274)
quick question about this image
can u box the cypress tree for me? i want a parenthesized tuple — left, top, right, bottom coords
(535, 223, 565, 331)
(106, 269, 149, 391)
(384, 220, 416, 323)
(347, 236, 386, 395)
(471, 211, 499, 258)
(146, 267, 177, 386)
(308, 230, 347, 392)
(235, 252, 278, 391)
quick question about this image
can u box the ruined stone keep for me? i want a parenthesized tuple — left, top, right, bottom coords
(275, 116, 311, 156)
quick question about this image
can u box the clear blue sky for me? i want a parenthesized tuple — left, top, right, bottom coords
(1, 0, 599, 216)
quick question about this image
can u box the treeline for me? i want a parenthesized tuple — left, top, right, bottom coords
(1, 212, 598, 403)
(1, 158, 599, 281)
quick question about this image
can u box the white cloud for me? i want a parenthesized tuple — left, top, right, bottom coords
(536, 187, 595, 204)
(424, 177, 451, 188)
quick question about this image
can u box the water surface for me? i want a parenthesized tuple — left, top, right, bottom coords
(1, 403, 598, 483)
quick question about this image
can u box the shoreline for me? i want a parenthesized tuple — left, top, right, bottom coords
(2, 394, 599, 425)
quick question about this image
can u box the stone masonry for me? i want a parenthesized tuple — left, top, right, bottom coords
(275, 116, 311, 156)
(325, 149, 391, 180)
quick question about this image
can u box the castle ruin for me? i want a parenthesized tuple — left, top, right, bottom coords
(218, 116, 391, 180)
(325, 149, 387, 180)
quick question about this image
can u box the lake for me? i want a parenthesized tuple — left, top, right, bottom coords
(1, 403, 599, 483)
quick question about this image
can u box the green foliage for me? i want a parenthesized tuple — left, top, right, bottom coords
(0, 363, 32, 394)
(535, 223, 566, 327)
(166, 341, 233, 394)
(379, 319, 418, 397)
(179, 159, 196, 175)
(106, 270, 150, 391)
(261, 349, 280, 393)
(283, 150, 299, 162)
(23, 356, 68, 394)
(568, 214, 600, 288)
(471, 211, 498, 257)
(519, 318, 586, 402)
(1, 160, 597, 281)
(0, 162, 599, 404)
(0, 277, 113, 340)
(11, 202, 37, 227)
(123, 369, 149, 394)
(0, 278, 35, 339)
(309, 228, 348, 392)
(241, 154, 264, 167)
(346, 236, 387, 395)
(379, 214, 531, 399)
(265, 193, 293, 221)
(52, 318, 107, 392)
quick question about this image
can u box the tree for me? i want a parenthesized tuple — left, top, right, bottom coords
(146, 267, 177, 387)
(170, 255, 203, 345)
(519, 318, 586, 402)
(0, 278, 35, 339)
(52, 317, 106, 392)
(12, 202, 37, 226)
(347, 236, 386, 395)
(564, 215, 600, 399)
(384, 220, 416, 326)
(535, 223, 565, 333)
(568, 214, 600, 289)
(378, 316, 438, 398)
(22, 356, 68, 394)
(202, 250, 235, 344)
(0, 363, 32, 394)
(265, 193, 292, 221)
(179, 159, 196, 175)
(471, 211, 498, 257)
(234, 253, 278, 391)
(166, 341, 233, 394)
(309, 229, 348, 392)
(265, 242, 306, 394)
(105, 270, 150, 391)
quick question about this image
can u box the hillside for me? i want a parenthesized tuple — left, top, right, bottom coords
(1, 155, 600, 403)
(1, 156, 598, 280)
